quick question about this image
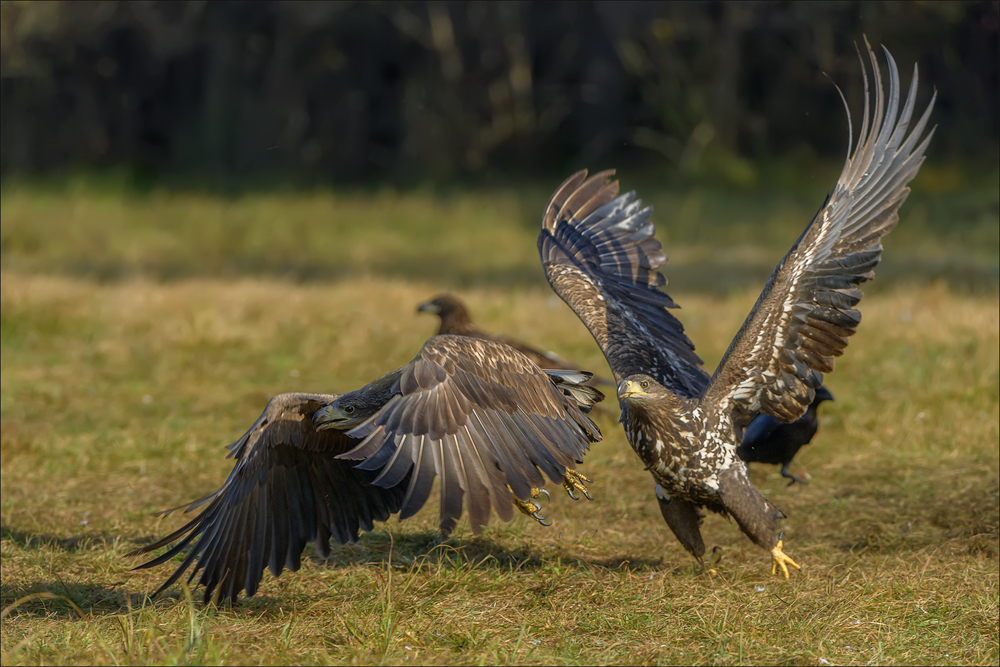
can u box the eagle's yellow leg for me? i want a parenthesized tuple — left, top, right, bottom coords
(770, 538, 801, 578)
(562, 469, 593, 501)
(706, 546, 723, 576)
(507, 485, 552, 526)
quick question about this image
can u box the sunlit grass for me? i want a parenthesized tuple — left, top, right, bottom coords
(2, 177, 997, 664)
(2, 271, 997, 665)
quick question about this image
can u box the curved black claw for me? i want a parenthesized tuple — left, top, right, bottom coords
(563, 469, 594, 501)
(508, 485, 555, 527)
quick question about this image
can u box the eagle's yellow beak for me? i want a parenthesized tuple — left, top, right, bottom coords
(617, 380, 646, 399)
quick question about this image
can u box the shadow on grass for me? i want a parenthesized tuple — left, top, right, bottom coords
(1, 581, 138, 618)
(2, 523, 671, 616)
(311, 529, 667, 573)
(0, 525, 121, 553)
(5, 467, 996, 615)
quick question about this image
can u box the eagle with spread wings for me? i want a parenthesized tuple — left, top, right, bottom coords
(129, 335, 603, 603)
(537, 42, 934, 576)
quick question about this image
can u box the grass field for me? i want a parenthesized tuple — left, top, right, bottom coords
(1, 177, 998, 665)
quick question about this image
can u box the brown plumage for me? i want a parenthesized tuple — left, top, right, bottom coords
(537, 42, 934, 576)
(129, 335, 603, 603)
(418, 294, 587, 374)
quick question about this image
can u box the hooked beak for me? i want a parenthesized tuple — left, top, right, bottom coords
(815, 386, 835, 403)
(417, 302, 440, 314)
(617, 380, 646, 400)
(313, 404, 349, 431)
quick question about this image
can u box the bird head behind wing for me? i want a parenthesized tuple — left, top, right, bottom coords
(314, 368, 403, 431)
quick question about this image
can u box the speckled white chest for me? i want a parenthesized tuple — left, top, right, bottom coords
(625, 404, 739, 502)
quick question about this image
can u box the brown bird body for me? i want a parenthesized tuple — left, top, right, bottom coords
(418, 294, 589, 375)
(537, 42, 934, 576)
(129, 335, 604, 603)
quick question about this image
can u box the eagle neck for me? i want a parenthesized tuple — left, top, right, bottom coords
(361, 367, 406, 401)
(439, 311, 478, 337)
(621, 392, 698, 459)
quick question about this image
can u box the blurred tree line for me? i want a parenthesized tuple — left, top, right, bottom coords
(1, 0, 997, 185)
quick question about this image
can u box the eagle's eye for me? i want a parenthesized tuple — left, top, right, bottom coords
(640, 380, 649, 389)
(344, 406, 355, 414)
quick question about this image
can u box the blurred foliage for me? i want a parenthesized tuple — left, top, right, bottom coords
(0, 1, 997, 185)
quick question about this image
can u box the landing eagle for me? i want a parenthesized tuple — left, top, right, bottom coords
(129, 335, 603, 603)
(537, 42, 934, 576)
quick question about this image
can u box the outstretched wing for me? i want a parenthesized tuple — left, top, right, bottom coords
(337, 335, 604, 535)
(128, 393, 407, 604)
(538, 171, 709, 397)
(704, 42, 935, 428)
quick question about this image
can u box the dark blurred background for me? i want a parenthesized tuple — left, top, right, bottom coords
(1, 0, 997, 186)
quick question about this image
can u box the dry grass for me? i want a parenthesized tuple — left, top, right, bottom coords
(2, 270, 997, 665)
(2, 178, 998, 664)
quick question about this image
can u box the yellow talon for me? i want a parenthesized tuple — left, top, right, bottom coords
(508, 485, 552, 526)
(701, 546, 723, 576)
(562, 469, 593, 501)
(770, 538, 801, 579)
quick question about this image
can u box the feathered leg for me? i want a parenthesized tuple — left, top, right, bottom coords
(654, 484, 706, 565)
(717, 465, 801, 578)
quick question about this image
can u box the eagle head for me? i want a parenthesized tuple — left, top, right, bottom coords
(313, 397, 369, 431)
(313, 370, 403, 431)
(417, 294, 467, 318)
(617, 374, 666, 403)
